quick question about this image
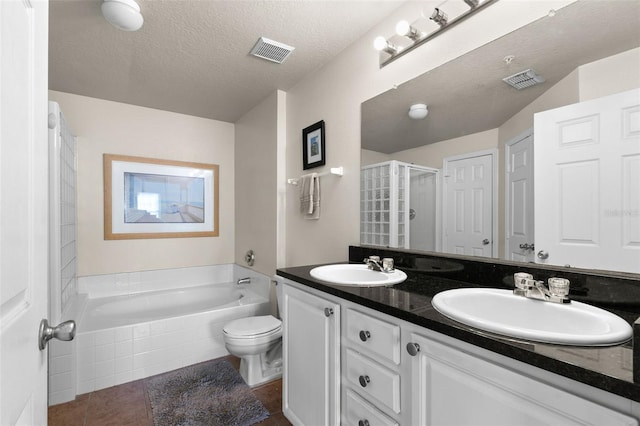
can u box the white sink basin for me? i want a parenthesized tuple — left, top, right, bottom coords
(431, 288, 632, 346)
(310, 264, 407, 287)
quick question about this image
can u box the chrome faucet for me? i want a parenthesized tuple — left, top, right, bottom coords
(513, 272, 570, 304)
(364, 256, 395, 273)
(237, 277, 251, 285)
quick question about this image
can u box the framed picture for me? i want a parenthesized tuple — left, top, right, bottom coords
(103, 154, 219, 240)
(302, 120, 325, 170)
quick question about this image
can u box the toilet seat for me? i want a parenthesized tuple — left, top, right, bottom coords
(223, 315, 282, 339)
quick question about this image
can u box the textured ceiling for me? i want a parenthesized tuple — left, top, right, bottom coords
(362, 0, 640, 153)
(49, 0, 403, 123)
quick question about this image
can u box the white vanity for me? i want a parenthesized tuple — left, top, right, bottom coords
(276, 268, 640, 426)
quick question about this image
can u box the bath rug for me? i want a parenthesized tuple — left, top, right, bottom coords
(147, 359, 270, 426)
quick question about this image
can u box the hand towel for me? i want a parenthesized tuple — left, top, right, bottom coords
(299, 173, 320, 220)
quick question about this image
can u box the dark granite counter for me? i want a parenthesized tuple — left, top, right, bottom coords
(276, 248, 640, 402)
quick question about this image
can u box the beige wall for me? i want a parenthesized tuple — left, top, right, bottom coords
(579, 47, 640, 101)
(284, 1, 575, 266)
(234, 90, 285, 277)
(49, 91, 235, 276)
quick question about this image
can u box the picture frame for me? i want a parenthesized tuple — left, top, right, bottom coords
(103, 154, 219, 240)
(302, 120, 326, 170)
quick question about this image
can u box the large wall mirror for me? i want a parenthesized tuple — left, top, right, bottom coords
(361, 1, 640, 274)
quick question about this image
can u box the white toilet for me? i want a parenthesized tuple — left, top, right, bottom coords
(223, 283, 283, 387)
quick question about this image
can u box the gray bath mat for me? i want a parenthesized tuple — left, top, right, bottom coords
(147, 359, 270, 426)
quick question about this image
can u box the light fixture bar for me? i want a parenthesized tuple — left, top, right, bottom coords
(379, 0, 498, 68)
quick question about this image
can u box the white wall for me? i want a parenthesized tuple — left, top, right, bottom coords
(234, 90, 285, 277)
(49, 91, 235, 276)
(284, 0, 575, 266)
(579, 47, 640, 101)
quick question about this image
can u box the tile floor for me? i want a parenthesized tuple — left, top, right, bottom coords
(48, 355, 292, 426)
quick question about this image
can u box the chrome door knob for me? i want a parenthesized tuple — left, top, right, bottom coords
(537, 250, 549, 260)
(482, 238, 490, 245)
(324, 307, 334, 317)
(359, 330, 371, 342)
(406, 342, 421, 356)
(39, 319, 76, 350)
(358, 375, 370, 387)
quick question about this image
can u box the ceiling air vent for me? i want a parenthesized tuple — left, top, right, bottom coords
(250, 37, 295, 64)
(502, 69, 545, 90)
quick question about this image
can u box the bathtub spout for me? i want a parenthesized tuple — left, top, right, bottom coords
(237, 277, 251, 285)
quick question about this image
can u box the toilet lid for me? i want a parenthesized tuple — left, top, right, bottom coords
(223, 315, 281, 337)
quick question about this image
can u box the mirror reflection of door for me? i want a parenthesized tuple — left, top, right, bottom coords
(505, 130, 535, 263)
(409, 167, 440, 252)
(442, 150, 496, 257)
(534, 88, 640, 273)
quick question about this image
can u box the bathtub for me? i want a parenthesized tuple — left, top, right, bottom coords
(75, 282, 270, 394)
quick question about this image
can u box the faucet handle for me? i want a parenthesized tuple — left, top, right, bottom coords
(513, 272, 533, 289)
(548, 277, 570, 297)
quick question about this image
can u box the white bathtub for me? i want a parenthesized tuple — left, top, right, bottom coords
(75, 282, 270, 394)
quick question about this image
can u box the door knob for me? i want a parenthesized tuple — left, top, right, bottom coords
(482, 238, 490, 245)
(39, 319, 76, 350)
(537, 250, 549, 260)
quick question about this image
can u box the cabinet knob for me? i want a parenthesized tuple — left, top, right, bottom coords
(358, 375, 370, 388)
(358, 420, 370, 426)
(359, 330, 371, 342)
(406, 342, 420, 356)
(324, 307, 334, 317)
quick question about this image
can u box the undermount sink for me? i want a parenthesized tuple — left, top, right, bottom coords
(431, 288, 632, 346)
(310, 264, 407, 287)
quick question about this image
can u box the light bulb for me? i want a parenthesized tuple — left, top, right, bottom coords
(373, 36, 388, 51)
(395, 20, 411, 36)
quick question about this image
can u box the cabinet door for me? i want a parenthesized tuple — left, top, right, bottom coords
(406, 332, 637, 426)
(282, 284, 340, 426)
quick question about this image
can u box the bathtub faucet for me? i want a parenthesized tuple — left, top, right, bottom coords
(237, 277, 251, 285)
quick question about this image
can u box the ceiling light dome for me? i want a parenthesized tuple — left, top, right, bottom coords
(101, 0, 144, 31)
(408, 104, 428, 120)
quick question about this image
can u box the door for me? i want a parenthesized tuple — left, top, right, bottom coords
(409, 168, 439, 252)
(534, 88, 640, 273)
(0, 0, 50, 424)
(281, 282, 340, 426)
(442, 150, 496, 257)
(505, 130, 535, 262)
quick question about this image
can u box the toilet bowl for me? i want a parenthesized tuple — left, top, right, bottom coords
(223, 282, 284, 387)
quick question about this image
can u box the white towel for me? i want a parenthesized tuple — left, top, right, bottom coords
(299, 173, 320, 220)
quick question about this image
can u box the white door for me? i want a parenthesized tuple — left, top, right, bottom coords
(409, 168, 438, 252)
(534, 88, 640, 273)
(0, 0, 50, 424)
(505, 130, 535, 262)
(442, 150, 496, 257)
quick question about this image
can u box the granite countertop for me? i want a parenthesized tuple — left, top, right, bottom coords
(276, 263, 640, 402)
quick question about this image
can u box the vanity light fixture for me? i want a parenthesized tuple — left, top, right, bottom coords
(408, 104, 428, 120)
(374, 0, 498, 68)
(101, 0, 144, 31)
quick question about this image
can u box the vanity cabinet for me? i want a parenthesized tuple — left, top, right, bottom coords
(281, 282, 340, 426)
(279, 277, 638, 426)
(404, 328, 637, 426)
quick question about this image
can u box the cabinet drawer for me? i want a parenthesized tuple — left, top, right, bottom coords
(345, 349, 400, 414)
(345, 308, 400, 364)
(344, 389, 398, 426)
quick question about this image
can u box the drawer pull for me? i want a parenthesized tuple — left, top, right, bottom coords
(406, 342, 421, 356)
(358, 420, 370, 426)
(358, 375, 370, 387)
(359, 330, 371, 342)
(324, 307, 334, 317)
